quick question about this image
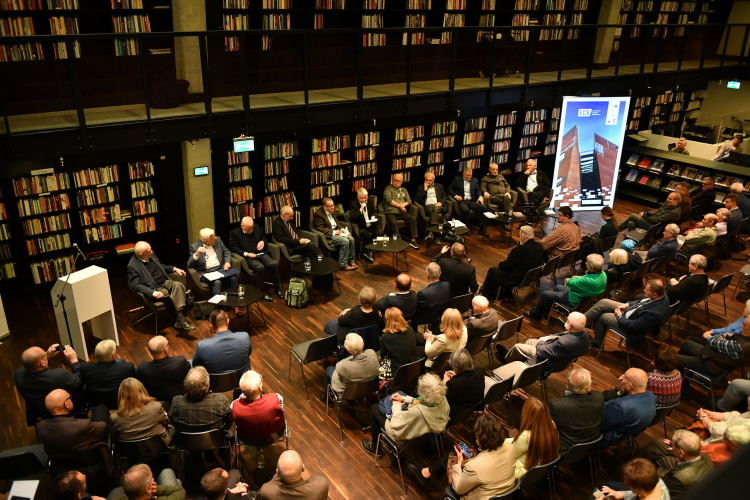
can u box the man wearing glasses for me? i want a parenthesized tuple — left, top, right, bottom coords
(691, 177, 716, 218)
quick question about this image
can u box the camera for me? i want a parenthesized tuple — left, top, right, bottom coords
(522, 203, 544, 224)
(441, 222, 463, 245)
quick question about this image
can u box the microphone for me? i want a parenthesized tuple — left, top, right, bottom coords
(72, 243, 88, 261)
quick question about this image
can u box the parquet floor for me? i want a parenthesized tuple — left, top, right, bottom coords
(1, 198, 747, 499)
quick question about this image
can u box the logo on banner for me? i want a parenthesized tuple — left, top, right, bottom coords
(578, 109, 592, 117)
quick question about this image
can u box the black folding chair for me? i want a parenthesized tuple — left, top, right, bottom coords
(174, 429, 232, 482)
(480, 376, 515, 426)
(208, 369, 243, 395)
(114, 436, 171, 481)
(385, 357, 425, 393)
(650, 402, 681, 439)
(0, 444, 48, 489)
(448, 293, 475, 316)
(490, 316, 524, 370)
(429, 351, 454, 374)
(289, 335, 339, 400)
(554, 435, 603, 492)
(684, 367, 734, 410)
(596, 326, 652, 367)
(601, 236, 617, 255)
(326, 378, 380, 441)
(554, 250, 578, 284)
(540, 357, 577, 401)
(537, 256, 560, 289)
(466, 332, 495, 368)
(376, 431, 441, 494)
(513, 265, 542, 309)
(704, 273, 734, 328)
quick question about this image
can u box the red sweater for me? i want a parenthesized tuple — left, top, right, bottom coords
(232, 393, 285, 438)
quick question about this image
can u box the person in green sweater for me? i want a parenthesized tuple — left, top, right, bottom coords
(110, 464, 185, 500)
(622, 192, 681, 231)
(598, 206, 620, 240)
(525, 253, 606, 321)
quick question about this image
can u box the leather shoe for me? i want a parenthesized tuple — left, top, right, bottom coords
(275, 288, 284, 299)
(523, 310, 542, 321)
(364, 251, 374, 263)
(174, 318, 196, 330)
(479, 228, 490, 238)
(409, 241, 420, 250)
(407, 461, 429, 485)
(319, 391, 335, 407)
(360, 439, 383, 458)
(262, 294, 274, 302)
(342, 264, 357, 271)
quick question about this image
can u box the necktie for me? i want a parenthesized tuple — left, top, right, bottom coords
(622, 300, 646, 315)
(287, 222, 298, 240)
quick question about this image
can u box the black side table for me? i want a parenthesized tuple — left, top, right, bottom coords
(364, 239, 409, 275)
(290, 256, 342, 302)
(488, 212, 527, 246)
(222, 286, 266, 327)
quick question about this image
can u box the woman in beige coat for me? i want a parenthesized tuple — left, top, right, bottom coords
(424, 308, 468, 368)
(110, 377, 174, 446)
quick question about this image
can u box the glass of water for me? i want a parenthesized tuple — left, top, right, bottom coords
(221, 292, 228, 301)
(238, 285, 245, 297)
(317, 254, 322, 261)
(305, 257, 311, 268)
(393, 233, 398, 241)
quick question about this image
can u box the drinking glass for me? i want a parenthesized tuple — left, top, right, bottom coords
(305, 257, 311, 268)
(392, 233, 398, 241)
(317, 254, 322, 261)
(221, 292, 228, 301)
(238, 285, 245, 297)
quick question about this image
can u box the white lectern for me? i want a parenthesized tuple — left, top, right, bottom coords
(51, 265, 118, 361)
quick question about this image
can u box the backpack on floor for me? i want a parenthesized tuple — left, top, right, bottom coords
(285, 278, 309, 308)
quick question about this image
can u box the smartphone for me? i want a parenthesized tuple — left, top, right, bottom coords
(455, 442, 474, 459)
(56, 345, 66, 353)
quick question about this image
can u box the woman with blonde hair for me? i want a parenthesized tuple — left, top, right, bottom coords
(380, 307, 423, 373)
(716, 208, 730, 236)
(110, 377, 173, 446)
(508, 397, 559, 478)
(606, 248, 628, 284)
(424, 308, 468, 368)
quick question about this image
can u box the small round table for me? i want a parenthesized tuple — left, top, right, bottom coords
(364, 239, 410, 275)
(221, 286, 267, 327)
(489, 212, 527, 246)
(425, 224, 471, 255)
(290, 256, 342, 302)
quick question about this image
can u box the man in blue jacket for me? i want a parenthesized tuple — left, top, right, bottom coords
(188, 228, 238, 295)
(586, 279, 670, 350)
(599, 368, 656, 450)
(635, 223, 680, 261)
(447, 167, 489, 237)
(192, 310, 252, 376)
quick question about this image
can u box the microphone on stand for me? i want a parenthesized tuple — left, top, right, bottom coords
(72, 243, 88, 261)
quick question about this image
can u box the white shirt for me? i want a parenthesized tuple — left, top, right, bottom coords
(425, 186, 437, 206)
(361, 203, 373, 227)
(526, 172, 538, 192)
(203, 245, 220, 269)
(624, 298, 649, 319)
(326, 211, 337, 230)
(463, 180, 472, 200)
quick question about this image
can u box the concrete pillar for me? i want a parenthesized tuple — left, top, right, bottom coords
(181, 139, 215, 243)
(172, 0, 206, 93)
(719, 1, 750, 57)
(593, 0, 621, 68)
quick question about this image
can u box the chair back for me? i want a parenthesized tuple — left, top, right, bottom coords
(187, 268, 210, 293)
(601, 236, 617, 254)
(673, 298, 695, 317)
(116, 436, 169, 461)
(556, 250, 577, 270)
(209, 369, 243, 393)
(413, 307, 443, 330)
(151, 382, 185, 404)
(638, 223, 663, 247)
(309, 221, 334, 251)
(574, 294, 598, 313)
(341, 377, 380, 401)
(649, 403, 680, 428)
(739, 216, 750, 234)
(350, 324, 381, 353)
(466, 333, 494, 356)
(390, 358, 425, 387)
(519, 454, 561, 489)
(481, 377, 514, 408)
(544, 356, 577, 380)
(711, 273, 735, 296)
(50, 446, 102, 471)
(614, 271, 634, 290)
(448, 406, 478, 428)
(0, 447, 47, 480)
(176, 429, 227, 451)
(430, 351, 453, 372)
(448, 293, 474, 316)
(517, 265, 542, 290)
(667, 300, 680, 317)
(632, 258, 655, 283)
(650, 254, 674, 275)
(539, 256, 560, 279)
(559, 435, 603, 466)
(304, 335, 339, 363)
(496, 316, 523, 342)
(514, 360, 548, 390)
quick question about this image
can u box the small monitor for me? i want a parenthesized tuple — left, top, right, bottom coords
(233, 136, 255, 153)
(194, 166, 209, 177)
(728, 81, 741, 89)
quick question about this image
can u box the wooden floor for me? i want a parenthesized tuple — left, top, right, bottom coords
(1, 198, 747, 499)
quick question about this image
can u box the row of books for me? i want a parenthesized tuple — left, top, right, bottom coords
(427, 164, 445, 175)
(497, 112, 517, 126)
(135, 216, 156, 234)
(0, 16, 35, 36)
(356, 147, 377, 161)
(429, 136, 455, 149)
(262, 191, 298, 212)
(463, 131, 484, 145)
(229, 166, 252, 183)
(462, 144, 484, 158)
(31, 255, 74, 284)
(130, 181, 152, 198)
(352, 177, 376, 192)
(0, 0, 43, 10)
(432, 121, 457, 136)
(79, 205, 120, 226)
(351, 162, 377, 177)
(392, 171, 411, 182)
(116, 243, 135, 255)
(264, 160, 289, 176)
(0, 224, 9, 241)
(0, 204, 5, 221)
(132, 198, 157, 216)
(111, 0, 141, 8)
(312, 151, 342, 169)
(465, 117, 487, 131)
(427, 152, 444, 164)
(494, 126, 513, 140)
(395, 140, 424, 156)
(0, 42, 45, 62)
(262, 211, 300, 233)
(392, 155, 421, 170)
(228, 151, 250, 165)
(311, 183, 340, 200)
(265, 142, 298, 159)
(519, 135, 538, 148)
(311, 168, 343, 185)
(0, 262, 16, 280)
(312, 135, 349, 153)
(460, 158, 481, 170)
(229, 185, 253, 204)
(362, 14, 383, 28)
(12, 172, 70, 197)
(522, 122, 544, 135)
(0, 243, 11, 260)
(22, 213, 71, 236)
(363, 33, 386, 46)
(26, 233, 71, 256)
(17, 194, 71, 217)
(356, 131, 379, 146)
(525, 109, 547, 122)
(395, 126, 424, 141)
(112, 14, 151, 33)
(492, 153, 508, 164)
(229, 203, 256, 224)
(493, 140, 510, 152)
(72, 165, 119, 187)
(624, 169, 663, 188)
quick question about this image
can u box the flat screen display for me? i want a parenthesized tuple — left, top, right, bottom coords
(550, 96, 631, 210)
(194, 166, 209, 177)
(728, 81, 741, 89)
(233, 137, 255, 153)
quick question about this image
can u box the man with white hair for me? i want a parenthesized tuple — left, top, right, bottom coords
(384, 173, 420, 249)
(136, 336, 190, 405)
(127, 240, 194, 330)
(229, 216, 282, 301)
(348, 187, 382, 262)
(548, 367, 605, 452)
(492, 312, 590, 386)
(730, 181, 750, 218)
(464, 295, 498, 339)
(272, 205, 322, 260)
(231, 370, 285, 438)
(414, 171, 449, 236)
(515, 159, 551, 206)
(670, 137, 690, 155)
(79, 339, 135, 409)
(188, 228, 241, 309)
(599, 368, 656, 450)
(636, 223, 680, 261)
(313, 197, 357, 271)
(412, 262, 451, 328)
(666, 254, 710, 305)
(320, 332, 378, 407)
(479, 224, 545, 301)
(260, 450, 330, 500)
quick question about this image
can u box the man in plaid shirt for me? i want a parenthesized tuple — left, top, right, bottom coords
(678, 315, 750, 401)
(541, 206, 581, 258)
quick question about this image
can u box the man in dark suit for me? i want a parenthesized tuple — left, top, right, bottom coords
(412, 262, 452, 327)
(464, 295, 498, 339)
(691, 177, 716, 218)
(599, 368, 656, 450)
(376, 273, 417, 318)
(80, 339, 135, 409)
(667, 254, 710, 305)
(199, 468, 249, 500)
(14, 344, 83, 425)
(413, 171, 449, 235)
(586, 279, 670, 350)
(312, 198, 357, 271)
(447, 168, 489, 237)
(548, 367, 605, 452)
(348, 188, 383, 263)
(137, 336, 190, 406)
(479, 225, 546, 300)
(272, 206, 321, 260)
(192, 310, 252, 376)
(229, 216, 282, 301)
(515, 159, 552, 206)
(127, 241, 194, 331)
(431, 242, 478, 299)
(188, 228, 241, 306)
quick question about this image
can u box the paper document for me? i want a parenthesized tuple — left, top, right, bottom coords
(203, 271, 225, 281)
(9, 480, 39, 500)
(484, 212, 498, 219)
(368, 217, 378, 223)
(208, 295, 225, 304)
(544, 209, 556, 216)
(448, 220, 467, 228)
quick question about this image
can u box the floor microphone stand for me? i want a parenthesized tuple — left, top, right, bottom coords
(53, 250, 83, 350)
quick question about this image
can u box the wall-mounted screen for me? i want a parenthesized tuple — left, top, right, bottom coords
(233, 137, 255, 153)
(550, 96, 631, 210)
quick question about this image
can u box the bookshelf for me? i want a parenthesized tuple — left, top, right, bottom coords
(227, 150, 256, 225)
(460, 116, 486, 171)
(490, 112, 516, 172)
(363, 0, 386, 47)
(310, 134, 350, 201)
(352, 131, 379, 193)
(426, 120, 456, 181)
(391, 125, 424, 183)
(262, 141, 300, 233)
(0, 188, 16, 281)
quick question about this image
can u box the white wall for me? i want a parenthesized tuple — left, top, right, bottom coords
(697, 80, 750, 129)
(718, 0, 750, 57)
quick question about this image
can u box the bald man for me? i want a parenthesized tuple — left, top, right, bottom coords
(126, 241, 194, 331)
(259, 450, 330, 500)
(376, 273, 417, 318)
(464, 295, 498, 339)
(431, 242, 478, 299)
(272, 206, 321, 260)
(229, 216, 282, 300)
(137, 336, 190, 405)
(599, 368, 656, 450)
(14, 343, 83, 425)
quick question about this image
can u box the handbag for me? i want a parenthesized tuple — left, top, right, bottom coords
(379, 357, 392, 380)
(447, 451, 474, 484)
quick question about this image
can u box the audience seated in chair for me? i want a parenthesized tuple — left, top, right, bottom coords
(678, 315, 750, 401)
(14, 343, 83, 425)
(606, 249, 628, 284)
(678, 214, 717, 251)
(619, 239, 643, 273)
(599, 368, 656, 450)
(691, 177, 716, 218)
(376, 273, 417, 318)
(715, 208, 729, 236)
(507, 397, 560, 478)
(647, 348, 683, 407)
(53, 470, 104, 500)
(259, 450, 330, 500)
(479, 225, 546, 301)
(598, 206, 620, 240)
(636, 429, 714, 500)
(623, 192, 681, 232)
(540, 206, 581, 259)
(324, 286, 384, 345)
(80, 339, 135, 409)
(272, 205, 322, 261)
(383, 173, 420, 249)
(232, 370, 285, 439)
(693, 392, 750, 447)
(635, 223, 680, 261)
(586, 279, 669, 350)
(525, 254, 606, 321)
(601, 458, 669, 500)
(548, 367, 605, 453)
(443, 348, 484, 421)
(414, 171, 449, 233)
(321, 332, 379, 407)
(464, 296, 498, 340)
(136, 336, 190, 405)
(348, 187, 384, 263)
(730, 182, 750, 218)
(481, 162, 515, 214)
(698, 419, 750, 467)
(380, 307, 424, 374)
(192, 310, 252, 376)
(127, 240, 194, 331)
(407, 414, 516, 499)
(424, 308, 468, 369)
(313, 197, 357, 271)
(715, 377, 750, 412)
(187, 228, 241, 311)
(724, 194, 743, 234)
(431, 242, 478, 299)
(171, 366, 232, 439)
(666, 254, 710, 305)
(675, 181, 693, 228)
(515, 159, 551, 207)
(108, 464, 184, 500)
(229, 216, 283, 301)
(361, 372, 450, 456)
(110, 378, 174, 447)
(494, 312, 589, 385)
(447, 167, 490, 238)
(412, 263, 452, 328)
(198, 468, 248, 500)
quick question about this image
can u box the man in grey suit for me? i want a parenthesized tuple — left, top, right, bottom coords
(188, 228, 241, 314)
(548, 367, 605, 452)
(127, 241, 194, 330)
(464, 295, 498, 339)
